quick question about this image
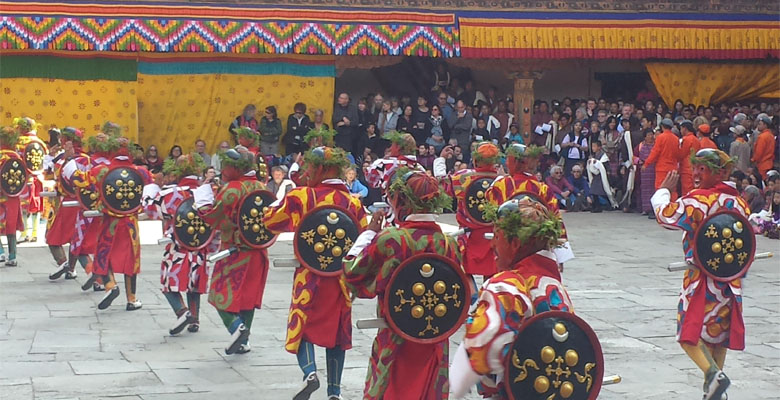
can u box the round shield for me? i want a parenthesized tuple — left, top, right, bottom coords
(75, 178, 98, 211)
(293, 205, 360, 276)
(504, 311, 604, 400)
(464, 174, 496, 226)
(383, 254, 469, 344)
(692, 210, 755, 282)
(236, 189, 278, 249)
(173, 197, 215, 251)
(23, 140, 46, 174)
(0, 154, 28, 197)
(99, 166, 144, 215)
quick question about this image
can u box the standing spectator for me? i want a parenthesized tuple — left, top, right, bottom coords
(416, 144, 434, 171)
(457, 80, 477, 107)
(363, 123, 387, 157)
(396, 105, 414, 134)
(426, 104, 448, 154)
(144, 145, 163, 174)
(432, 63, 450, 92)
(310, 109, 330, 132)
(433, 145, 454, 178)
(167, 145, 182, 161)
(343, 166, 368, 200)
(194, 139, 211, 166)
(377, 100, 398, 135)
(283, 103, 311, 156)
(600, 117, 622, 176)
(728, 126, 751, 173)
(411, 96, 431, 145)
(436, 91, 455, 126)
(531, 101, 553, 148)
(266, 166, 296, 201)
(714, 116, 734, 151)
(678, 120, 700, 194)
(546, 165, 576, 210)
(644, 119, 679, 199)
(473, 118, 489, 143)
(450, 100, 474, 148)
(489, 100, 512, 142)
(259, 106, 282, 156)
(560, 121, 588, 177)
(636, 130, 656, 216)
(355, 97, 373, 154)
(333, 93, 358, 153)
(211, 141, 230, 175)
(229, 104, 258, 144)
(567, 164, 591, 211)
(752, 115, 776, 179)
(698, 124, 717, 149)
(370, 93, 384, 120)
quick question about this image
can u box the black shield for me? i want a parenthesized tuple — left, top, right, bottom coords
(464, 175, 496, 226)
(294, 205, 360, 276)
(173, 197, 215, 251)
(237, 189, 278, 249)
(23, 141, 45, 174)
(504, 311, 604, 400)
(693, 210, 755, 282)
(99, 166, 144, 215)
(383, 254, 469, 343)
(76, 182, 98, 211)
(511, 191, 544, 204)
(0, 155, 28, 197)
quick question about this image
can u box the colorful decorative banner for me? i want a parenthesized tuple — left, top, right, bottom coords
(0, 1, 459, 57)
(459, 13, 780, 60)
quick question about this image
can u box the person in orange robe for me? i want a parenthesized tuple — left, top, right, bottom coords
(679, 120, 701, 195)
(698, 124, 718, 150)
(751, 115, 776, 179)
(643, 118, 681, 200)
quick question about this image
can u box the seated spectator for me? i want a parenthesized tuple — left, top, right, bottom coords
(506, 123, 523, 146)
(266, 166, 296, 201)
(743, 185, 765, 215)
(425, 104, 448, 154)
(211, 141, 230, 175)
(344, 166, 368, 199)
(144, 145, 163, 174)
(567, 164, 591, 211)
(194, 139, 211, 166)
(167, 144, 182, 161)
(546, 165, 577, 210)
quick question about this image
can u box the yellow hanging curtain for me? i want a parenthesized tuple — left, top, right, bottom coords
(646, 62, 780, 107)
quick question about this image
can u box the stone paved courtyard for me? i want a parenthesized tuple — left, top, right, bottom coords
(0, 212, 778, 399)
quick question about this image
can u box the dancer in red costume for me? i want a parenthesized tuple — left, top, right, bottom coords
(0, 126, 25, 266)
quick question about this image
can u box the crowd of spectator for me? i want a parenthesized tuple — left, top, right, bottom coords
(132, 78, 779, 239)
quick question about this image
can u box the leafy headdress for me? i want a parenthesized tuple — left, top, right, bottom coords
(304, 146, 350, 170)
(219, 145, 256, 172)
(162, 153, 206, 179)
(471, 141, 502, 166)
(303, 127, 336, 147)
(383, 130, 417, 155)
(0, 126, 20, 148)
(690, 148, 735, 173)
(484, 195, 563, 250)
(387, 166, 452, 214)
(232, 127, 260, 147)
(505, 143, 544, 160)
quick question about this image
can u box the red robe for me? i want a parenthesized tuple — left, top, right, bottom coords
(448, 166, 497, 276)
(0, 150, 25, 235)
(67, 154, 108, 256)
(679, 134, 700, 195)
(199, 176, 269, 312)
(645, 129, 680, 199)
(91, 157, 151, 277)
(45, 154, 83, 246)
(263, 180, 368, 353)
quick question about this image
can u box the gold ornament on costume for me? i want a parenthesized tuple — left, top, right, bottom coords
(101, 166, 144, 214)
(694, 211, 755, 282)
(173, 197, 215, 250)
(464, 175, 496, 226)
(237, 189, 277, 249)
(294, 205, 360, 277)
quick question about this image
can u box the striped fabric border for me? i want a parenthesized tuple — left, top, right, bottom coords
(0, 54, 137, 80)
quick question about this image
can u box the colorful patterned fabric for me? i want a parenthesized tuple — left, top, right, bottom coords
(344, 219, 462, 400)
(366, 156, 424, 189)
(464, 251, 573, 395)
(91, 157, 151, 277)
(145, 176, 210, 294)
(653, 182, 748, 350)
(448, 166, 497, 276)
(199, 176, 269, 312)
(263, 181, 367, 353)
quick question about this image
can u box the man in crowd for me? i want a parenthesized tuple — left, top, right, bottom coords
(194, 139, 211, 166)
(752, 114, 776, 179)
(333, 93, 358, 154)
(679, 120, 701, 195)
(644, 118, 680, 200)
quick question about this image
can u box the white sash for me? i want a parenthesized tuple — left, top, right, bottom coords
(587, 153, 618, 208)
(621, 130, 636, 206)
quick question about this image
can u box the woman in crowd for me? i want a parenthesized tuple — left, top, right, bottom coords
(637, 129, 656, 217)
(425, 104, 448, 154)
(411, 95, 431, 145)
(259, 106, 282, 156)
(546, 165, 577, 210)
(145, 145, 164, 174)
(377, 100, 398, 135)
(672, 99, 685, 119)
(560, 120, 588, 177)
(600, 116, 622, 177)
(396, 105, 414, 134)
(310, 109, 330, 132)
(168, 145, 182, 161)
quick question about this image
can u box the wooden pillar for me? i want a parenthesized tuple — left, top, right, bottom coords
(509, 70, 542, 144)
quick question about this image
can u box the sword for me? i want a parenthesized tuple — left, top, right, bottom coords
(157, 237, 173, 245)
(208, 247, 237, 263)
(61, 200, 80, 207)
(83, 210, 102, 218)
(41, 191, 58, 197)
(273, 258, 299, 268)
(356, 318, 388, 329)
(603, 375, 622, 385)
(372, 201, 390, 210)
(667, 252, 774, 272)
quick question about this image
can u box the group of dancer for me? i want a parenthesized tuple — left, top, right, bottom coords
(0, 118, 757, 400)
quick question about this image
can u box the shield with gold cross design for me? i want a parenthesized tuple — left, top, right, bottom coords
(693, 210, 755, 282)
(23, 139, 46, 174)
(294, 204, 360, 277)
(464, 174, 496, 226)
(383, 253, 470, 343)
(504, 311, 604, 400)
(99, 166, 144, 215)
(173, 197, 216, 251)
(236, 189, 278, 249)
(0, 153, 28, 197)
